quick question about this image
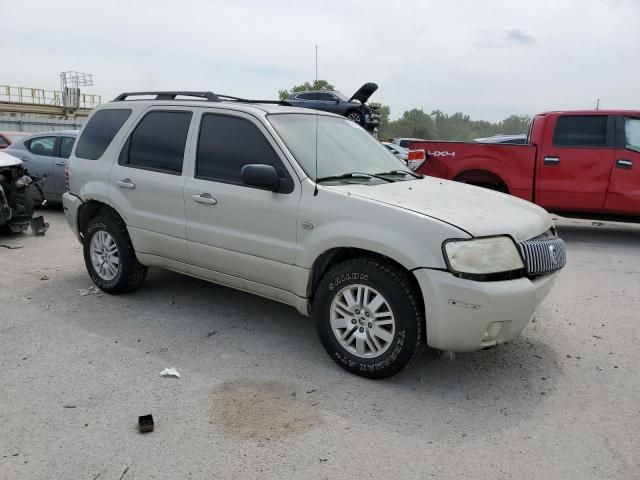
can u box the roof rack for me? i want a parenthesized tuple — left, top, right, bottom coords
(112, 91, 220, 102)
(112, 91, 293, 107)
(217, 94, 291, 106)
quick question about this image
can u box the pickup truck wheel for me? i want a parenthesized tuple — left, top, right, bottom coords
(314, 258, 424, 379)
(82, 212, 147, 294)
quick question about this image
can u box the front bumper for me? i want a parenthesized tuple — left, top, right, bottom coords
(62, 192, 83, 243)
(414, 269, 559, 352)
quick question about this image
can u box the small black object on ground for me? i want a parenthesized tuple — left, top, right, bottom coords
(138, 414, 154, 433)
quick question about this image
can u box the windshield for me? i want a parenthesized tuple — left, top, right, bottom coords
(269, 114, 412, 181)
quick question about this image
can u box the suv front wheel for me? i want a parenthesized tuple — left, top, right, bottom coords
(314, 257, 425, 378)
(83, 211, 147, 293)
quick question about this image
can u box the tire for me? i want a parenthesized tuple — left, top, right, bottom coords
(314, 257, 425, 379)
(82, 210, 147, 294)
(346, 111, 362, 124)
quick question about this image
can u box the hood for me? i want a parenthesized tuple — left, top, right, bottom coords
(0, 151, 22, 167)
(348, 83, 378, 103)
(328, 176, 552, 243)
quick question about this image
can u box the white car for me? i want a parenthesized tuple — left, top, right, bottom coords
(62, 91, 565, 378)
(381, 141, 408, 161)
(0, 151, 46, 233)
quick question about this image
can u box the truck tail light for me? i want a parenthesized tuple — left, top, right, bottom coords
(407, 149, 426, 171)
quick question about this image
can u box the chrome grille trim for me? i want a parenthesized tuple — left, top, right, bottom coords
(519, 236, 566, 275)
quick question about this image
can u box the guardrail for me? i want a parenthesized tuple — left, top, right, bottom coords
(0, 85, 101, 110)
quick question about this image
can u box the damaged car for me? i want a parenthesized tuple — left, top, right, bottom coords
(286, 82, 380, 131)
(0, 151, 47, 234)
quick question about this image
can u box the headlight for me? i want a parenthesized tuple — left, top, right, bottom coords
(443, 236, 524, 277)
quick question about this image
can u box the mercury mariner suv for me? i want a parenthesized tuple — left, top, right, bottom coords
(62, 91, 566, 378)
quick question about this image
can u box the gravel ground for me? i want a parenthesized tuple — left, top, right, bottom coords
(1, 210, 639, 479)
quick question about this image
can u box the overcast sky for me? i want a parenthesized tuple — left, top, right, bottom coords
(1, 0, 638, 121)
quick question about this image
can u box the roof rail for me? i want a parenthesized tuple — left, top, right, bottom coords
(112, 91, 220, 102)
(217, 94, 291, 106)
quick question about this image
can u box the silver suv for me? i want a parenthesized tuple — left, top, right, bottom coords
(63, 91, 565, 378)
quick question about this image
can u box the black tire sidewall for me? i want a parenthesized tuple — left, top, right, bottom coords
(315, 261, 422, 378)
(347, 111, 362, 124)
(83, 217, 128, 291)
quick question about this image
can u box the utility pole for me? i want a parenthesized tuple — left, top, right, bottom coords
(315, 45, 318, 83)
(595, 98, 600, 110)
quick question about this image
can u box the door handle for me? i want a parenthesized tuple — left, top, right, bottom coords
(543, 156, 560, 166)
(192, 193, 217, 205)
(116, 179, 136, 189)
(55, 160, 67, 166)
(616, 158, 633, 169)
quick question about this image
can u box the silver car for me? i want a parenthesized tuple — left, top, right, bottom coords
(5, 130, 79, 203)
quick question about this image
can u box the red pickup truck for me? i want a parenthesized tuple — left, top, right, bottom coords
(409, 110, 640, 220)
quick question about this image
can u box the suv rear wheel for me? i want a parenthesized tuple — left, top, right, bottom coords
(314, 257, 425, 378)
(83, 211, 147, 293)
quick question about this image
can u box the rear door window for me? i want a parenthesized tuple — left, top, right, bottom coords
(27, 136, 56, 156)
(120, 110, 192, 174)
(76, 109, 132, 160)
(553, 115, 610, 148)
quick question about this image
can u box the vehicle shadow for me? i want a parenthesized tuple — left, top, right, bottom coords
(555, 221, 640, 247)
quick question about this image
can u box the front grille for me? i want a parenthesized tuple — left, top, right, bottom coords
(519, 236, 566, 275)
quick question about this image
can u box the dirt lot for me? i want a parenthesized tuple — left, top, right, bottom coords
(1, 210, 639, 479)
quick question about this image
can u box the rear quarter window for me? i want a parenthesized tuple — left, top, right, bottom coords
(76, 109, 132, 160)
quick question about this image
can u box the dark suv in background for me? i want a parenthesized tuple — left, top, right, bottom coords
(286, 82, 380, 132)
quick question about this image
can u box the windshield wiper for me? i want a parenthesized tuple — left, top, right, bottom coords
(316, 172, 395, 183)
(374, 170, 423, 179)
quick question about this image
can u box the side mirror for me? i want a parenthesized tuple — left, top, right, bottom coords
(241, 164, 281, 191)
(334, 99, 340, 104)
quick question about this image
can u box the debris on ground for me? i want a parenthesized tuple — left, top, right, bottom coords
(40, 275, 49, 280)
(0, 244, 23, 249)
(596, 365, 603, 370)
(62, 404, 77, 408)
(207, 330, 218, 337)
(118, 466, 129, 480)
(591, 221, 604, 226)
(138, 414, 154, 433)
(306, 388, 317, 394)
(44, 304, 50, 310)
(78, 286, 101, 296)
(159, 367, 180, 378)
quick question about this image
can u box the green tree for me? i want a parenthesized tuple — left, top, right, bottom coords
(278, 80, 336, 100)
(498, 115, 532, 134)
(386, 109, 437, 140)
